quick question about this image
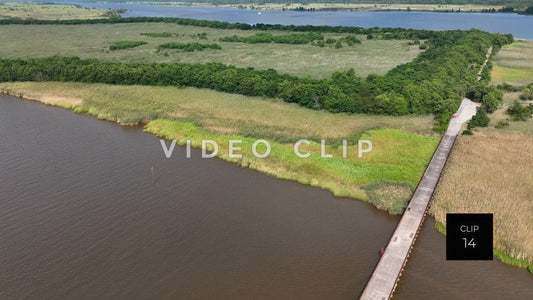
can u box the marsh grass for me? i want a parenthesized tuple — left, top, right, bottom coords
(0, 2, 107, 20)
(0, 81, 439, 207)
(492, 65, 533, 86)
(431, 129, 533, 266)
(0, 82, 436, 138)
(145, 119, 438, 201)
(362, 181, 414, 214)
(434, 221, 532, 273)
(0, 23, 422, 79)
(489, 106, 533, 135)
(492, 40, 533, 86)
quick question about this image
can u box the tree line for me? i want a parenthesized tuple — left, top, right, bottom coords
(220, 32, 324, 44)
(0, 16, 444, 41)
(0, 20, 513, 131)
(219, 32, 363, 48)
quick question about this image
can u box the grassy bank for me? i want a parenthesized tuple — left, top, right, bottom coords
(0, 2, 109, 20)
(0, 23, 422, 79)
(434, 221, 533, 274)
(492, 40, 533, 86)
(0, 81, 438, 213)
(431, 129, 533, 271)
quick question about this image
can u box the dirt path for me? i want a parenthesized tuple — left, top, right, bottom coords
(478, 46, 493, 81)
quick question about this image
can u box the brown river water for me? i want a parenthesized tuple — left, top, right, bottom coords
(1, 95, 532, 299)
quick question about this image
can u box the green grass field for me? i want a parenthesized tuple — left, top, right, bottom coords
(0, 81, 439, 212)
(492, 40, 533, 86)
(490, 40, 533, 134)
(0, 23, 423, 79)
(0, 2, 108, 20)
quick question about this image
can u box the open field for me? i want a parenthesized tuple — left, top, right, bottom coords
(489, 105, 533, 135)
(491, 39, 533, 135)
(0, 23, 423, 79)
(431, 129, 533, 270)
(492, 40, 533, 86)
(160, 2, 504, 12)
(0, 2, 108, 20)
(0, 81, 438, 212)
(502, 91, 522, 103)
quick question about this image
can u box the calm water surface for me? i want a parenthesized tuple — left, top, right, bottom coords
(1, 96, 532, 299)
(0, 95, 397, 299)
(57, 1, 533, 39)
(3, 2, 533, 298)
(396, 219, 533, 299)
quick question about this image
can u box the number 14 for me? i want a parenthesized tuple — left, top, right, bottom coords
(463, 238, 476, 248)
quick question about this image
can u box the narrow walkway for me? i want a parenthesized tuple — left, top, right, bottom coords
(359, 99, 480, 300)
(359, 45, 493, 300)
(478, 46, 493, 81)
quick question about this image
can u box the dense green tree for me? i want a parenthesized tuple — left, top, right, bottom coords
(481, 90, 502, 113)
(468, 107, 490, 129)
(374, 92, 409, 115)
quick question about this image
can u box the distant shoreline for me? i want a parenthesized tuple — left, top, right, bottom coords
(124, 2, 511, 14)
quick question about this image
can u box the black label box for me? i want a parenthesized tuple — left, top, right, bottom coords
(446, 213, 493, 260)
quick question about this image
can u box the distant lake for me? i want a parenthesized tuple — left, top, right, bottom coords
(57, 1, 533, 39)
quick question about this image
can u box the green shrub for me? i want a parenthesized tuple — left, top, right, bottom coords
(220, 32, 323, 45)
(519, 84, 533, 100)
(158, 42, 221, 52)
(467, 107, 490, 130)
(495, 119, 509, 128)
(507, 101, 533, 121)
(140, 32, 173, 38)
(109, 40, 147, 51)
(344, 35, 362, 44)
(497, 82, 522, 92)
(462, 128, 473, 135)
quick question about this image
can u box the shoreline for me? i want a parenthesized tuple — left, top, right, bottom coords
(124, 2, 509, 14)
(0, 89, 371, 199)
(2, 85, 532, 275)
(0, 83, 439, 214)
(434, 221, 533, 275)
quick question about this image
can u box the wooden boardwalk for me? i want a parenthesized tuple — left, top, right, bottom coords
(359, 99, 480, 300)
